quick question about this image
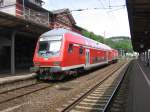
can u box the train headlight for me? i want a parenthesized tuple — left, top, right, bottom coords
(53, 61, 60, 66)
(34, 62, 40, 66)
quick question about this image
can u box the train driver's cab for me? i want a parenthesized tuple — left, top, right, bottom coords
(38, 36, 62, 58)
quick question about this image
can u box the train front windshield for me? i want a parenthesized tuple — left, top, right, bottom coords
(38, 40, 61, 58)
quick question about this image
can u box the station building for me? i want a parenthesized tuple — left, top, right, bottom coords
(0, 0, 81, 74)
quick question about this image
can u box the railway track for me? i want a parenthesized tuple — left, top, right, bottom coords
(0, 64, 118, 107)
(0, 61, 129, 112)
(0, 63, 116, 95)
(0, 82, 54, 105)
(57, 62, 130, 112)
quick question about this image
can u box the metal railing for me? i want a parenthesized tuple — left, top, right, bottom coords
(17, 4, 50, 27)
(0, 1, 50, 27)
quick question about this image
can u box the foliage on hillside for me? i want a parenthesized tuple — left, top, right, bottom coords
(81, 29, 133, 53)
(81, 30, 104, 43)
(109, 36, 130, 40)
(104, 38, 133, 53)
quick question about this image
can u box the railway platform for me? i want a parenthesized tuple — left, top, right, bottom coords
(127, 60, 150, 112)
(0, 72, 37, 94)
(0, 72, 36, 84)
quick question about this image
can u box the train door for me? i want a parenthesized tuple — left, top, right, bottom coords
(85, 49, 90, 66)
(106, 51, 109, 63)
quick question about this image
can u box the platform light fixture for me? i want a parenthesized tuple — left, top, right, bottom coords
(140, 44, 144, 49)
(144, 30, 149, 35)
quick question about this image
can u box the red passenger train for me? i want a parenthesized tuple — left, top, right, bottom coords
(32, 28, 118, 80)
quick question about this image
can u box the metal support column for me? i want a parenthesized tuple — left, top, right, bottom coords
(145, 52, 147, 62)
(146, 50, 149, 67)
(11, 31, 16, 75)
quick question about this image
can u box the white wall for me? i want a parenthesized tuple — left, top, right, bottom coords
(4, 0, 16, 6)
(0, 5, 16, 16)
(0, 0, 16, 16)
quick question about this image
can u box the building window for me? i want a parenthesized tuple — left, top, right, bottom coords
(35, 0, 42, 6)
(68, 43, 73, 53)
(0, 0, 4, 7)
(35, 0, 39, 3)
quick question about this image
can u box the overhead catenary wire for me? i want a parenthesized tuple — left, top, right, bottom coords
(71, 0, 126, 12)
(44, 0, 130, 38)
(48, 0, 126, 12)
(97, 0, 107, 9)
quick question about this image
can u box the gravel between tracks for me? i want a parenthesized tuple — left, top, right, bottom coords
(0, 61, 127, 112)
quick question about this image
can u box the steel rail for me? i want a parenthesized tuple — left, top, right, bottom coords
(0, 80, 40, 94)
(0, 82, 55, 104)
(0, 61, 126, 109)
(61, 62, 128, 112)
(0, 63, 118, 105)
(102, 61, 131, 112)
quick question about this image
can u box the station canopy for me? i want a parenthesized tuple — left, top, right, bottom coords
(126, 0, 150, 52)
(0, 11, 50, 37)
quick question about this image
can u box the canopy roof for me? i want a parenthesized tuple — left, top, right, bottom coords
(127, 0, 150, 52)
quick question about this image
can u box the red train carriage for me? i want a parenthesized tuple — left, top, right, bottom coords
(112, 49, 119, 63)
(32, 28, 118, 80)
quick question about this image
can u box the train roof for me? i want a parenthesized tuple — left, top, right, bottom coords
(40, 28, 74, 37)
(40, 28, 113, 51)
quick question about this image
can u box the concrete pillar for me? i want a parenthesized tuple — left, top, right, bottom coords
(146, 50, 149, 66)
(11, 31, 16, 75)
(145, 52, 147, 62)
(139, 53, 141, 61)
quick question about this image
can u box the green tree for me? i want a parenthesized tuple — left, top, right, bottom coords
(105, 37, 133, 53)
(80, 29, 133, 53)
(81, 30, 104, 43)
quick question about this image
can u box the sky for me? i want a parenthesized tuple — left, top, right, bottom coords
(42, 0, 130, 38)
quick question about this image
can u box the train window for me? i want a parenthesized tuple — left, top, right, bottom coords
(49, 41, 61, 52)
(39, 41, 49, 51)
(79, 47, 83, 55)
(68, 44, 73, 53)
(38, 40, 61, 57)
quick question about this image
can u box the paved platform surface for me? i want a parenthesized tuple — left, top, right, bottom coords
(0, 70, 32, 78)
(0, 72, 36, 84)
(128, 60, 150, 112)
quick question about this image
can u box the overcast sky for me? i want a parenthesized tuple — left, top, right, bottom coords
(42, 0, 130, 38)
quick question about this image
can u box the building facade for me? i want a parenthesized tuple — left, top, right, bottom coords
(0, 0, 82, 74)
(0, 0, 50, 27)
(0, 0, 81, 33)
(51, 8, 81, 34)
